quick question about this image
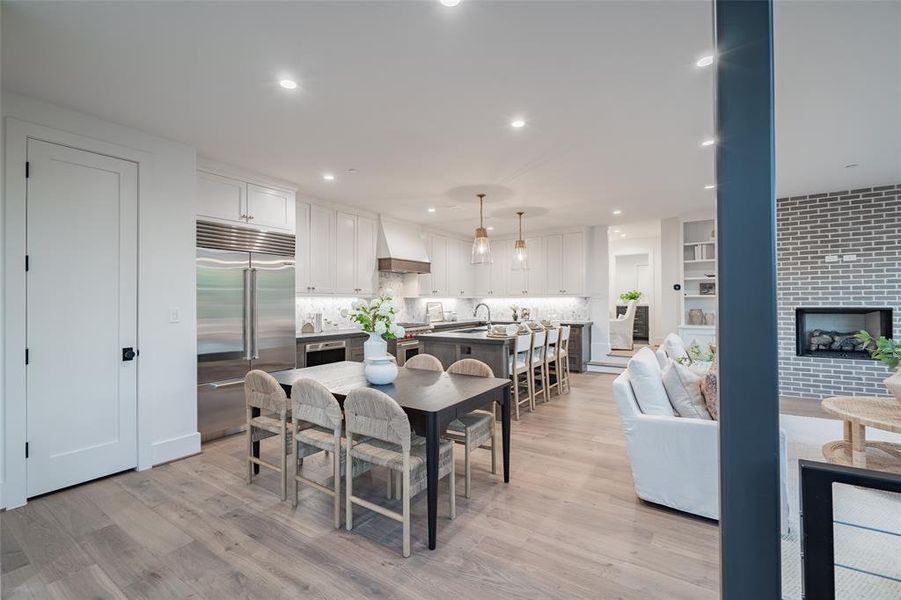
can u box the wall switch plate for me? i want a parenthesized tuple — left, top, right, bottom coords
(825, 255, 839, 263)
(842, 254, 857, 262)
(168, 307, 180, 323)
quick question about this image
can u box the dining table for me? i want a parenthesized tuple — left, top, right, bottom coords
(268, 361, 512, 550)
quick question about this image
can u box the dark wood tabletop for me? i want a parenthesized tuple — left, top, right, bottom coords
(269, 361, 512, 552)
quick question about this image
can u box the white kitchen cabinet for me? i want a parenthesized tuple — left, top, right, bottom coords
(525, 236, 546, 295)
(446, 239, 472, 297)
(197, 171, 246, 223)
(335, 212, 357, 294)
(197, 171, 295, 232)
(544, 234, 564, 295)
(307, 204, 336, 293)
(488, 243, 511, 297)
(354, 216, 377, 296)
(295, 201, 311, 294)
(246, 184, 295, 231)
(424, 235, 448, 296)
(562, 231, 585, 295)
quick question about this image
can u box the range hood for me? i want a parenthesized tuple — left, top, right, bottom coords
(377, 218, 431, 274)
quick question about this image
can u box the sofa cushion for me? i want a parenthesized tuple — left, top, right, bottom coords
(663, 333, 690, 363)
(700, 358, 719, 420)
(662, 361, 712, 420)
(627, 348, 675, 416)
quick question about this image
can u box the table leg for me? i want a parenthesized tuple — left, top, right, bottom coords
(501, 385, 511, 483)
(851, 423, 866, 468)
(426, 414, 439, 550)
(252, 406, 261, 475)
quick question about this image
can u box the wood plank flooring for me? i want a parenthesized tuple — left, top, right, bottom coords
(1, 372, 721, 599)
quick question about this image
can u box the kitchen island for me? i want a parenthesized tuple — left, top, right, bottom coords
(418, 327, 516, 378)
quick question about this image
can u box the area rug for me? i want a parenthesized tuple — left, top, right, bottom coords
(780, 414, 901, 599)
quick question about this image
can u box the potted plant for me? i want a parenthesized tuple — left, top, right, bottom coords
(347, 297, 405, 384)
(855, 331, 901, 403)
(619, 290, 642, 303)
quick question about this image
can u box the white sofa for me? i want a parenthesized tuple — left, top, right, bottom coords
(613, 369, 789, 532)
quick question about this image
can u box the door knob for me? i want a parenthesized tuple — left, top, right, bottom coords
(122, 347, 136, 361)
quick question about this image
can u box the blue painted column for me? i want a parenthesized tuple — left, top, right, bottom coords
(714, 1, 781, 598)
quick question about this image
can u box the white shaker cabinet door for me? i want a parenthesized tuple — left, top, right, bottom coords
(562, 231, 585, 295)
(295, 200, 311, 293)
(544, 234, 564, 295)
(197, 171, 246, 224)
(335, 212, 357, 294)
(246, 184, 295, 232)
(308, 205, 336, 293)
(355, 216, 377, 296)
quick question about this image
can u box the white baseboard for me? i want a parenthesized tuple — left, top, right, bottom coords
(591, 341, 611, 362)
(151, 432, 201, 466)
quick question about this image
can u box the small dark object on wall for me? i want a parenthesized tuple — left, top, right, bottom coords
(699, 282, 716, 295)
(673, 283, 682, 291)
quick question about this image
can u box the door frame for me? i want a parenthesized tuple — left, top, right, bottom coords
(3, 118, 153, 509)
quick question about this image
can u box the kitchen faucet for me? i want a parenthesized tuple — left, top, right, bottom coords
(473, 302, 491, 326)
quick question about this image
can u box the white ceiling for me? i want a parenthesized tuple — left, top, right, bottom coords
(3, 1, 899, 238)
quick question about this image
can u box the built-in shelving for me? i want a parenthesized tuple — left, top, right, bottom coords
(679, 218, 717, 348)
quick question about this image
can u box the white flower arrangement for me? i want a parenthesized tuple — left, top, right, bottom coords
(347, 295, 404, 340)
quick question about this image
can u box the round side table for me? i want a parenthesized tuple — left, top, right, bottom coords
(820, 396, 901, 473)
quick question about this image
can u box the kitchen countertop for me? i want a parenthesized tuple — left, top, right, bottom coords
(296, 328, 367, 342)
(418, 328, 514, 345)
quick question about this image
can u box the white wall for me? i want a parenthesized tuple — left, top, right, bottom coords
(587, 226, 610, 360)
(2, 92, 198, 507)
(658, 217, 682, 338)
(609, 233, 663, 343)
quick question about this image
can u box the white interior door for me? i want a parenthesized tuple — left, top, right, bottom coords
(26, 139, 138, 497)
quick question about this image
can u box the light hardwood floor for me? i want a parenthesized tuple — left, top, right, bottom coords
(1, 372, 721, 599)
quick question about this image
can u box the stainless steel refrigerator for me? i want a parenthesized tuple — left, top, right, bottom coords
(196, 221, 296, 441)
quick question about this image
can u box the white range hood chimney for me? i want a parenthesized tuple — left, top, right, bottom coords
(377, 218, 431, 274)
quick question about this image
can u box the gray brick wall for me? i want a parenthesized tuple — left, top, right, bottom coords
(777, 184, 901, 399)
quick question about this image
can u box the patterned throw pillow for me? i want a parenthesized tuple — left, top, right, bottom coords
(700, 357, 719, 420)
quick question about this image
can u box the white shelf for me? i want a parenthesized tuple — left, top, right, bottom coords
(684, 259, 716, 264)
(684, 294, 717, 299)
(683, 241, 716, 246)
(681, 325, 715, 330)
(684, 276, 716, 281)
(680, 218, 718, 334)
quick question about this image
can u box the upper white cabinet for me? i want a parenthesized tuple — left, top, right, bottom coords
(246, 184, 295, 231)
(488, 243, 511, 296)
(561, 231, 585, 295)
(196, 170, 295, 233)
(422, 234, 448, 296)
(544, 234, 564, 295)
(296, 203, 376, 296)
(446, 239, 473, 297)
(197, 171, 245, 223)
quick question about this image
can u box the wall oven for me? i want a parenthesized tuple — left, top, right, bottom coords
(392, 338, 420, 366)
(305, 340, 348, 367)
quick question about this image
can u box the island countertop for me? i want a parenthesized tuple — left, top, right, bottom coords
(416, 328, 513, 344)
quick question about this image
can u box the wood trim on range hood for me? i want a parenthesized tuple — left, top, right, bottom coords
(378, 258, 431, 274)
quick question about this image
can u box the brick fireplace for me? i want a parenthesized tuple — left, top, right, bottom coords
(777, 184, 901, 399)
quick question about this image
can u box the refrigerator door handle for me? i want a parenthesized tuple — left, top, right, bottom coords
(251, 268, 260, 360)
(243, 268, 253, 361)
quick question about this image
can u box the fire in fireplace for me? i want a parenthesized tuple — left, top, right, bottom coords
(795, 307, 893, 360)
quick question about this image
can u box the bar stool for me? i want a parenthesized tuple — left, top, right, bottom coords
(544, 327, 561, 398)
(509, 332, 534, 419)
(530, 330, 548, 406)
(556, 325, 572, 394)
(245, 370, 292, 500)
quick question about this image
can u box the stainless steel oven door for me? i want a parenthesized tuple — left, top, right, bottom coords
(394, 339, 420, 366)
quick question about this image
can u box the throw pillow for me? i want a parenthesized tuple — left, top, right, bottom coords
(663, 333, 690, 363)
(627, 347, 675, 416)
(662, 361, 712, 420)
(700, 357, 719, 420)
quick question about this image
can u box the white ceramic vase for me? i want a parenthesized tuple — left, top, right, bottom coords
(884, 368, 901, 404)
(364, 332, 387, 360)
(364, 355, 398, 385)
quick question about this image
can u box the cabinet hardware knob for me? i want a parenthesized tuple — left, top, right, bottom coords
(247, 215, 254, 220)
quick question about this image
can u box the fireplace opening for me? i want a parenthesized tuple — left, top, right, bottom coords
(795, 307, 893, 360)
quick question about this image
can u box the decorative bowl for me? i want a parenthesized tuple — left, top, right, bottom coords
(364, 355, 398, 386)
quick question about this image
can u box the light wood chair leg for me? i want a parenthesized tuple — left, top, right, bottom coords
(345, 433, 354, 531)
(513, 373, 520, 420)
(291, 428, 299, 508)
(280, 420, 288, 501)
(490, 423, 497, 475)
(402, 458, 411, 558)
(333, 432, 341, 529)
(449, 453, 456, 520)
(527, 366, 535, 411)
(387, 471, 394, 500)
(464, 431, 472, 499)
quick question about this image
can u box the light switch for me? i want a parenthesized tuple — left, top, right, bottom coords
(842, 254, 857, 262)
(825, 255, 839, 263)
(168, 307, 180, 323)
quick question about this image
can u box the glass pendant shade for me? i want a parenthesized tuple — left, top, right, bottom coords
(471, 194, 493, 264)
(511, 211, 529, 270)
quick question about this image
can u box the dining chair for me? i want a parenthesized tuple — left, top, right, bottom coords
(245, 370, 292, 500)
(404, 353, 444, 371)
(290, 378, 371, 528)
(557, 325, 572, 394)
(509, 332, 534, 420)
(530, 330, 548, 406)
(543, 327, 561, 398)
(444, 359, 497, 498)
(344, 387, 455, 558)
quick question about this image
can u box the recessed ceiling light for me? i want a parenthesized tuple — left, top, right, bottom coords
(696, 55, 714, 68)
(427, 207, 436, 213)
(612, 209, 622, 215)
(844, 163, 859, 169)
(704, 184, 716, 190)
(620, 233, 627, 238)
(322, 173, 335, 181)
(510, 119, 526, 128)
(439, 0, 461, 6)
(612, 229, 621, 233)
(487, 226, 495, 231)
(701, 138, 716, 147)
(279, 79, 298, 90)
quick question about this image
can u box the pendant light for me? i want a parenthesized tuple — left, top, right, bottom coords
(511, 211, 529, 271)
(471, 193, 492, 264)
